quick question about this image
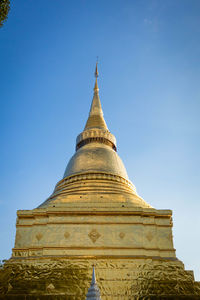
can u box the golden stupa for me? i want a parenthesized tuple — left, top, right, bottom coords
(0, 64, 200, 299)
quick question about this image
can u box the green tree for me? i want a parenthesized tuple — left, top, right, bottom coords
(0, 0, 10, 27)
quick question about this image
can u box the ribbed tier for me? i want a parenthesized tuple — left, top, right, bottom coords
(39, 172, 151, 208)
(76, 128, 116, 151)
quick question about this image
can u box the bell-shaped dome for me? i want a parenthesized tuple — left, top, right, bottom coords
(63, 143, 129, 180)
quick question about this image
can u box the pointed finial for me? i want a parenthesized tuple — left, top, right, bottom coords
(91, 266, 96, 284)
(82, 61, 108, 131)
(94, 60, 99, 92)
(95, 57, 99, 78)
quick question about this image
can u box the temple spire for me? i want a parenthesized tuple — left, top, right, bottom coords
(86, 267, 101, 300)
(84, 63, 108, 130)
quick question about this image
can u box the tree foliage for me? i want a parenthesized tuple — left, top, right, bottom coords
(0, 0, 10, 27)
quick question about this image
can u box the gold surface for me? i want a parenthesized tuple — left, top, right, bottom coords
(63, 144, 129, 179)
(76, 129, 116, 149)
(84, 75, 107, 130)
(1, 258, 200, 298)
(2, 67, 200, 298)
(13, 206, 174, 259)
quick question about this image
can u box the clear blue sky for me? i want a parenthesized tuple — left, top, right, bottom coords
(1, 0, 200, 280)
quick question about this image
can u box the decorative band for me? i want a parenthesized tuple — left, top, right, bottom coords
(55, 172, 135, 191)
(76, 129, 116, 143)
(76, 136, 117, 151)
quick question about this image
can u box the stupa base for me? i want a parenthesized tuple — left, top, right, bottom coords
(0, 257, 200, 299)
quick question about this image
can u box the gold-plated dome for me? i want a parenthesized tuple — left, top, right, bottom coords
(39, 64, 151, 209)
(64, 143, 128, 179)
